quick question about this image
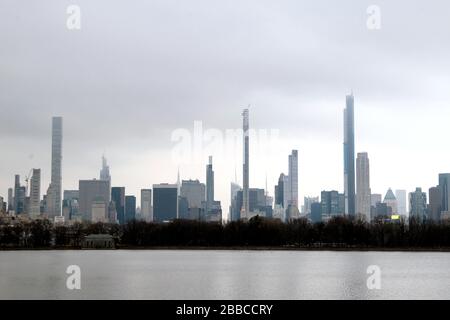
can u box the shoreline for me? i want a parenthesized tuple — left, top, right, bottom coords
(2, 246, 450, 252)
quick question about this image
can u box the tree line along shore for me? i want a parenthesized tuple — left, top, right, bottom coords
(1, 216, 450, 250)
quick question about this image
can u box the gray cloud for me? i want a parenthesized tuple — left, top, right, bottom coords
(1, 0, 450, 211)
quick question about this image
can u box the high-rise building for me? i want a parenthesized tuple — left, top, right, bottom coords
(288, 150, 299, 208)
(230, 182, 241, 221)
(274, 174, 286, 208)
(343, 94, 356, 216)
(153, 184, 178, 222)
(409, 188, 427, 221)
(356, 152, 371, 221)
(206, 156, 214, 213)
(91, 201, 107, 223)
(371, 194, 382, 207)
(321, 191, 341, 217)
(14, 175, 21, 213)
(141, 189, 152, 222)
(13, 174, 26, 215)
(47, 117, 63, 218)
(242, 108, 250, 219)
(234, 188, 272, 219)
(100, 155, 111, 195)
(63, 190, 79, 221)
(311, 202, 322, 223)
(438, 173, 450, 213)
(79, 179, 110, 221)
(180, 179, 206, 220)
(303, 196, 320, 215)
(29, 169, 41, 217)
(428, 186, 442, 222)
(395, 190, 407, 216)
(7, 188, 13, 212)
(125, 195, 136, 222)
(111, 187, 125, 224)
(383, 188, 398, 214)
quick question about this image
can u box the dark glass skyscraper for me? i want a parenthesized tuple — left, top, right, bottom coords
(344, 94, 356, 216)
(125, 195, 136, 222)
(242, 108, 250, 218)
(111, 187, 125, 224)
(153, 184, 178, 222)
(206, 156, 214, 214)
(439, 173, 450, 213)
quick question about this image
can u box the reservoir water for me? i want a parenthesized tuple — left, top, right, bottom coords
(0, 250, 449, 299)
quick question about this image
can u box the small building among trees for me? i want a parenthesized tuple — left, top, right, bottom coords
(82, 234, 115, 249)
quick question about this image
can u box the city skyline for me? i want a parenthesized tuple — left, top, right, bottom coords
(2, 99, 450, 222)
(2, 1, 450, 218)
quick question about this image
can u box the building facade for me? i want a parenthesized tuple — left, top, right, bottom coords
(356, 152, 371, 221)
(153, 184, 178, 222)
(343, 94, 356, 216)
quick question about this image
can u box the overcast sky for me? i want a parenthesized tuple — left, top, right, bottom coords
(1, 0, 450, 216)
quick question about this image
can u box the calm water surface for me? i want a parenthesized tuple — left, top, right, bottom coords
(0, 250, 449, 299)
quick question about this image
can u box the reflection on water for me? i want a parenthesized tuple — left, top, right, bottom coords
(0, 250, 449, 299)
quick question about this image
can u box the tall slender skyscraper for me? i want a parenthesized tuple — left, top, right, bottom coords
(343, 94, 356, 216)
(438, 173, 450, 213)
(242, 108, 249, 219)
(47, 117, 63, 218)
(288, 150, 298, 208)
(395, 190, 407, 216)
(7, 188, 13, 212)
(356, 152, 371, 221)
(206, 156, 214, 213)
(13, 174, 20, 212)
(100, 155, 111, 196)
(29, 169, 41, 217)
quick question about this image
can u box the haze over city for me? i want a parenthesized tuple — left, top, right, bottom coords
(1, 0, 450, 216)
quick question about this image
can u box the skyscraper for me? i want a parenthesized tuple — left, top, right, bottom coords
(409, 188, 427, 221)
(230, 182, 241, 221)
(181, 180, 205, 209)
(395, 190, 407, 216)
(303, 196, 319, 215)
(111, 187, 125, 224)
(79, 179, 110, 221)
(343, 94, 356, 216)
(141, 189, 152, 222)
(242, 108, 250, 219)
(153, 183, 178, 222)
(356, 152, 371, 221)
(7, 188, 13, 212)
(438, 173, 450, 213)
(383, 188, 398, 214)
(125, 195, 136, 222)
(274, 174, 286, 208)
(100, 155, 111, 194)
(206, 156, 214, 214)
(321, 190, 341, 218)
(47, 117, 63, 218)
(428, 186, 442, 222)
(288, 150, 299, 208)
(29, 169, 41, 217)
(13, 174, 21, 213)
